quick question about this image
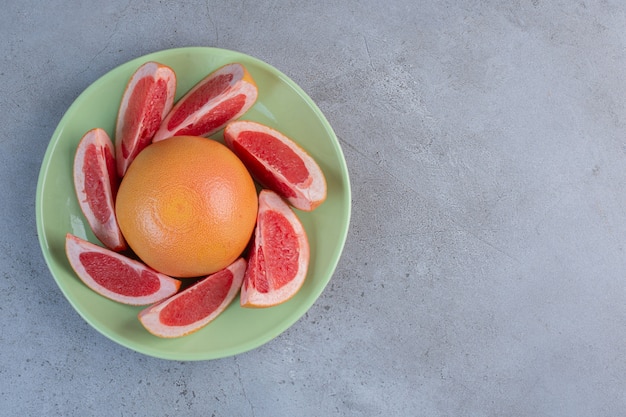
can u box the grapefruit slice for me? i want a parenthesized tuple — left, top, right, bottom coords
(65, 234, 181, 306)
(115, 61, 176, 177)
(152, 63, 258, 142)
(224, 120, 327, 211)
(73, 128, 127, 252)
(240, 189, 310, 308)
(138, 258, 246, 338)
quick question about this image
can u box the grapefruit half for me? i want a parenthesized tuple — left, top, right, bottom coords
(73, 128, 127, 252)
(240, 189, 310, 308)
(224, 120, 327, 211)
(115, 61, 176, 177)
(138, 258, 246, 338)
(65, 233, 181, 306)
(152, 63, 257, 142)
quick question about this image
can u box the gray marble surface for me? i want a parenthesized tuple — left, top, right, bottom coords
(2, 1, 626, 415)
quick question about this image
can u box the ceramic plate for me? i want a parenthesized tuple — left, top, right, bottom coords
(36, 47, 351, 360)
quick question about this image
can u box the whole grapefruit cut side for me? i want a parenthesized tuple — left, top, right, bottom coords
(73, 128, 127, 252)
(138, 258, 246, 338)
(65, 234, 181, 306)
(224, 120, 327, 211)
(152, 63, 258, 142)
(115, 61, 176, 177)
(240, 189, 310, 308)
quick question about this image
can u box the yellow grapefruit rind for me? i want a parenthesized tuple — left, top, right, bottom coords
(65, 233, 181, 306)
(240, 190, 310, 308)
(138, 258, 246, 338)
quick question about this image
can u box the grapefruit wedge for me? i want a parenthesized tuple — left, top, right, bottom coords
(65, 234, 181, 306)
(115, 61, 176, 177)
(240, 189, 310, 308)
(73, 128, 127, 252)
(224, 120, 327, 211)
(138, 258, 246, 338)
(152, 63, 257, 142)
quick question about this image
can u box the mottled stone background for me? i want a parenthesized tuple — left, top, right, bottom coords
(2, 1, 626, 415)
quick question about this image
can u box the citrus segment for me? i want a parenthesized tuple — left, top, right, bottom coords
(115, 136, 258, 278)
(152, 63, 257, 142)
(224, 120, 327, 211)
(240, 190, 310, 308)
(65, 234, 180, 305)
(173, 94, 247, 136)
(138, 258, 246, 338)
(115, 61, 176, 177)
(73, 128, 127, 252)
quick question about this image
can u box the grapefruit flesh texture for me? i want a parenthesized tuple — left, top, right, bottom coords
(239, 131, 309, 185)
(115, 61, 176, 177)
(138, 258, 246, 338)
(120, 77, 168, 157)
(160, 268, 234, 326)
(152, 63, 257, 142)
(230, 130, 307, 199)
(65, 234, 180, 306)
(173, 94, 246, 137)
(241, 190, 310, 308)
(83, 142, 118, 223)
(224, 121, 327, 211)
(79, 252, 161, 297)
(73, 128, 126, 252)
(167, 73, 232, 129)
(252, 210, 300, 292)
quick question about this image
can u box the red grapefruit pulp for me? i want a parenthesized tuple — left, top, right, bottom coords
(138, 258, 246, 337)
(152, 63, 258, 142)
(240, 190, 310, 308)
(73, 128, 127, 252)
(65, 234, 181, 305)
(224, 120, 327, 211)
(115, 61, 176, 177)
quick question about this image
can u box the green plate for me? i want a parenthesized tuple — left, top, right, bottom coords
(35, 47, 351, 361)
